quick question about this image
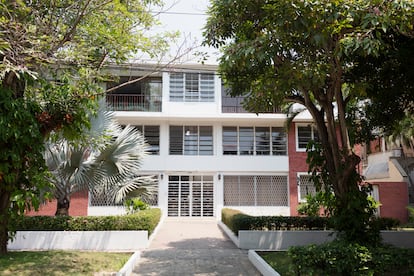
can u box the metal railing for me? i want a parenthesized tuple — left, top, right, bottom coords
(222, 105, 282, 114)
(106, 94, 162, 112)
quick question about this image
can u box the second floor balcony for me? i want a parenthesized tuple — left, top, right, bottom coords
(106, 94, 162, 112)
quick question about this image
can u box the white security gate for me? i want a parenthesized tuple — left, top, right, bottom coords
(168, 175, 214, 217)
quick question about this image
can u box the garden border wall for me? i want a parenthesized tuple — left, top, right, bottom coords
(8, 230, 148, 251)
(218, 222, 414, 250)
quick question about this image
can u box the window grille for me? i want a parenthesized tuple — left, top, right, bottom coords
(223, 175, 288, 206)
(169, 125, 213, 155)
(298, 174, 317, 202)
(168, 175, 214, 217)
(169, 73, 215, 102)
(89, 179, 159, 206)
(223, 126, 287, 155)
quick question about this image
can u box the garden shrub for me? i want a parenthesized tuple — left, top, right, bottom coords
(221, 208, 332, 235)
(11, 208, 161, 234)
(221, 208, 400, 236)
(288, 240, 414, 275)
(124, 197, 150, 214)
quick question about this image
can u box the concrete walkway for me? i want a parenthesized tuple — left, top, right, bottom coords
(131, 218, 261, 276)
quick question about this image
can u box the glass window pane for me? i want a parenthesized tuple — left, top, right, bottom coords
(170, 126, 183, 155)
(298, 126, 312, 149)
(255, 127, 270, 155)
(144, 125, 160, 155)
(223, 126, 238, 155)
(200, 73, 214, 102)
(170, 73, 184, 102)
(185, 73, 199, 102)
(199, 126, 213, 155)
(272, 127, 287, 155)
(239, 127, 254, 155)
(184, 126, 198, 155)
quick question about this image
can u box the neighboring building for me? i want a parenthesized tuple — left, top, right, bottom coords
(29, 63, 410, 223)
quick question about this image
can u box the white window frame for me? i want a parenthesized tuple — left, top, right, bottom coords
(222, 126, 287, 156)
(169, 72, 215, 102)
(169, 125, 214, 156)
(297, 172, 317, 203)
(296, 124, 318, 152)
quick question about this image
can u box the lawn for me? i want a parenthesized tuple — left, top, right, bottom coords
(258, 251, 295, 275)
(259, 247, 414, 276)
(0, 251, 132, 276)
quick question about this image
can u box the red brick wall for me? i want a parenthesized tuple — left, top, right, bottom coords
(26, 190, 89, 216)
(288, 123, 309, 215)
(374, 181, 409, 223)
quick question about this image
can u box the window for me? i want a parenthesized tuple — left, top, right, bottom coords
(222, 126, 287, 155)
(272, 127, 288, 155)
(297, 125, 319, 151)
(223, 175, 288, 206)
(298, 174, 317, 202)
(169, 73, 215, 102)
(169, 126, 213, 155)
(90, 175, 158, 206)
(133, 125, 160, 155)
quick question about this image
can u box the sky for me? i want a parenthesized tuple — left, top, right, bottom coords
(150, 0, 220, 65)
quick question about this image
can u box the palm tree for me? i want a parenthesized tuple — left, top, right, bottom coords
(44, 109, 157, 216)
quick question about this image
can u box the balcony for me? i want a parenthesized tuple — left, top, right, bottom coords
(106, 94, 162, 112)
(222, 96, 281, 114)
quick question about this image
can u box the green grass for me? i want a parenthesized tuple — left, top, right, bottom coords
(258, 251, 296, 275)
(0, 251, 132, 276)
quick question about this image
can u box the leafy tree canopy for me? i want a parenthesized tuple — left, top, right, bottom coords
(0, 0, 173, 254)
(204, 0, 414, 243)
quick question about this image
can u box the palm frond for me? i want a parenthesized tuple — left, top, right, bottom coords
(113, 175, 158, 204)
(94, 125, 148, 175)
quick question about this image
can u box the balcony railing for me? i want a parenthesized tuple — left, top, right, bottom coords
(222, 104, 282, 114)
(106, 94, 162, 112)
(221, 95, 281, 113)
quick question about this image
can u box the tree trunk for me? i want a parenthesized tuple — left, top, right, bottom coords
(55, 196, 70, 216)
(0, 188, 11, 255)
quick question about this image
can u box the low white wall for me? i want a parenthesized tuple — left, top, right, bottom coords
(8, 231, 148, 251)
(239, 230, 336, 250)
(87, 206, 127, 216)
(219, 222, 414, 250)
(382, 231, 414, 249)
(248, 250, 280, 276)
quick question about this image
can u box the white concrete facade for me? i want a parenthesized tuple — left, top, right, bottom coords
(99, 64, 303, 219)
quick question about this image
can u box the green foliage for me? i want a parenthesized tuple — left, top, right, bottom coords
(0, 87, 53, 241)
(124, 198, 150, 214)
(332, 185, 383, 245)
(0, 0, 173, 253)
(10, 208, 161, 235)
(221, 209, 332, 236)
(297, 192, 335, 217)
(306, 138, 382, 245)
(408, 206, 414, 223)
(289, 240, 414, 275)
(205, 0, 414, 244)
(221, 208, 398, 236)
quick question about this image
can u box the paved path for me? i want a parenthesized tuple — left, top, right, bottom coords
(131, 218, 261, 276)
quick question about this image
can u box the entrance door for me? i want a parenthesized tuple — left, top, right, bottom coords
(168, 175, 214, 217)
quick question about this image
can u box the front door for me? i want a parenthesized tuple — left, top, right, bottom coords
(168, 175, 214, 217)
